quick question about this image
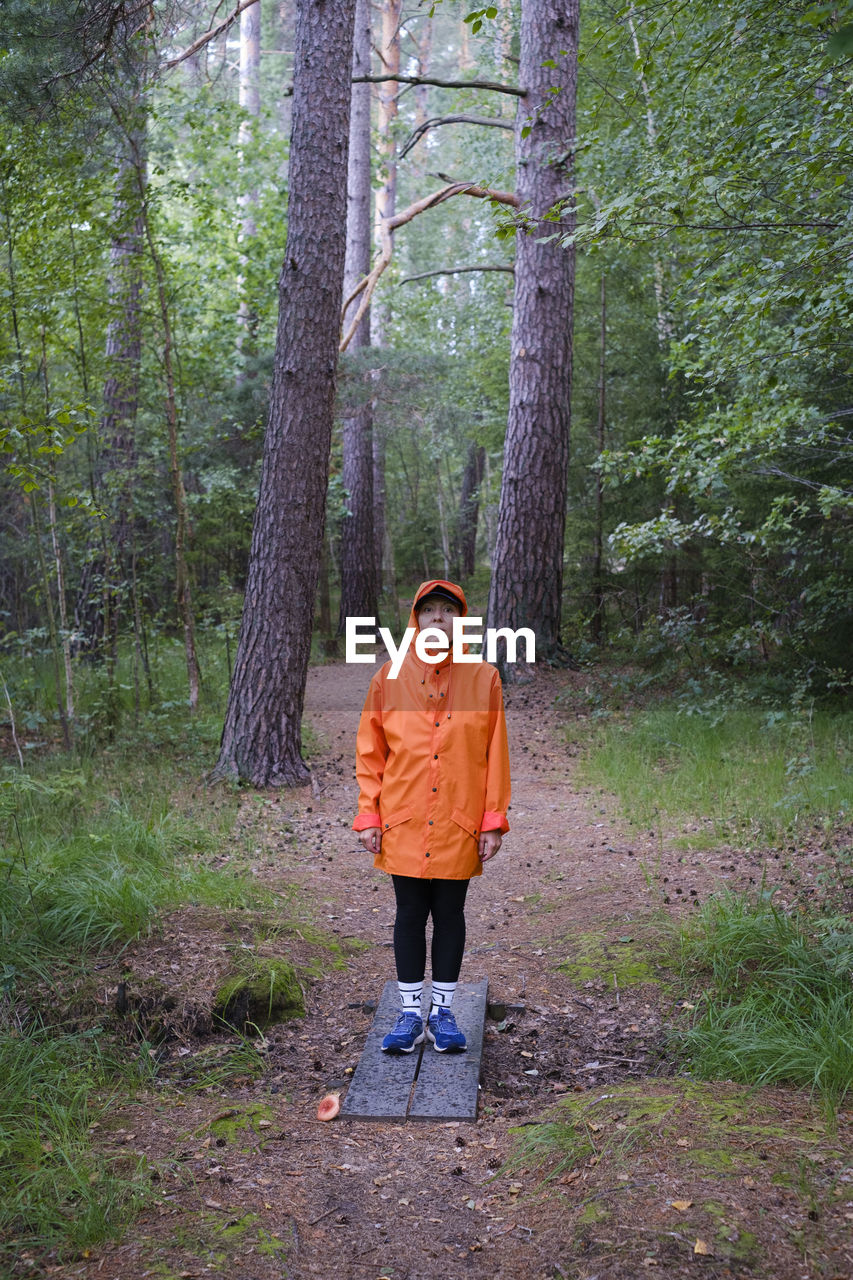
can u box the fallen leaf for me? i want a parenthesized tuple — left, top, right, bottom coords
(258, 1119, 272, 1129)
(670, 1200, 693, 1211)
(676, 1138, 690, 1148)
(558, 1170, 581, 1185)
(204, 1199, 222, 1209)
(694, 1239, 712, 1256)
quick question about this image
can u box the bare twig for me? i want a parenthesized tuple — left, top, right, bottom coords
(163, 0, 259, 71)
(353, 72, 525, 97)
(398, 264, 514, 285)
(340, 182, 518, 352)
(399, 113, 514, 160)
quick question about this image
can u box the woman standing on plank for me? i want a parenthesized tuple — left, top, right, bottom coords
(353, 580, 511, 1053)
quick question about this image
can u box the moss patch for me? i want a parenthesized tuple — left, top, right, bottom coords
(214, 956, 304, 1031)
(203, 1103, 276, 1147)
(553, 923, 667, 987)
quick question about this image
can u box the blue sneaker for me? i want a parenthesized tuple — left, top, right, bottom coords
(426, 1007, 467, 1053)
(381, 1010, 425, 1054)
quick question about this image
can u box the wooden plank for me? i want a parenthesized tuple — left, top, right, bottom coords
(408, 978, 488, 1122)
(340, 980, 421, 1121)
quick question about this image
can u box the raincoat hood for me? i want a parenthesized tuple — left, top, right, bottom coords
(407, 579, 469, 671)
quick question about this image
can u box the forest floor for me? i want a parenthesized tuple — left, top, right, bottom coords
(37, 661, 852, 1280)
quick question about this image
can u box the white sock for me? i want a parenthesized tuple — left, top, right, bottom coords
(430, 981, 457, 1015)
(398, 981, 423, 1013)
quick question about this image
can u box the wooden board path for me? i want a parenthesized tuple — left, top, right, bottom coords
(340, 979, 488, 1122)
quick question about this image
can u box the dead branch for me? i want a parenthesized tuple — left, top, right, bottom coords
(398, 113, 514, 160)
(163, 0, 259, 71)
(339, 183, 519, 352)
(353, 73, 525, 97)
(398, 264, 514, 285)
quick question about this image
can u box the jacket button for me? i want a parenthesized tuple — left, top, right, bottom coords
(425, 852, 430, 858)
(433, 754, 438, 759)
(440, 691, 445, 697)
(432, 787, 437, 792)
(384, 823, 389, 828)
(474, 829, 477, 834)
(428, 820, 433, 825)
(434, 722, 439, 727)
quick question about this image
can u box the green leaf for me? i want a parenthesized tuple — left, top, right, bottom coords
(827, 23, 853, 56)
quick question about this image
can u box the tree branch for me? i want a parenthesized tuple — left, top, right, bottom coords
(353, 73, 525, 97)
(163, 0, 259, 71)
(398, 113, 514, 160)
(340, 183, 519, 352)
(398, 264, 515, 285)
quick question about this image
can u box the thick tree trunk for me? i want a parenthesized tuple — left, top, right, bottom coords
(456, 441, 486, 579)
(338, 0, 378, 632)
(370, 0, 401, 591)
(236, 0, 261, 373)
(214, 0, 356, 786)
(487, 0, 578, 663)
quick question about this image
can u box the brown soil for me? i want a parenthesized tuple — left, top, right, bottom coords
(34, 662, 853, 1280)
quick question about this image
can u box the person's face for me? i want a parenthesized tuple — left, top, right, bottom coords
(415, 596, 461, 642)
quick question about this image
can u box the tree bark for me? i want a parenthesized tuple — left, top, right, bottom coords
(236, 0, 261, 373)
(337, 0, 378, 632)
(456, 441, 486, 579)
(591, 274, 606, 645)
(214, 0, 356, 786)
(487, 0, 578, 664)
(370, 0, 401, 599)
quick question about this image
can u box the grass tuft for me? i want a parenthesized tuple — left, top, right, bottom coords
(0, 1026, 150, 1263)
(675, 890, 853, 1115)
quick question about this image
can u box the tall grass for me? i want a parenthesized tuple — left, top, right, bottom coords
(580, 702, 851, 844)
(675, 891, 853, 1115)
(0, 636, 272, 1262)
(0, 1027, 150, 1263)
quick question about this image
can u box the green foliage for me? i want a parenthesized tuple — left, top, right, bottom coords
(561, 0, 853, 679)
(676, 890, 853, 1114)
(579, 697, 851, 846)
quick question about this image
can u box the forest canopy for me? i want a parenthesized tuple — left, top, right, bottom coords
(0, 0, 851, 752)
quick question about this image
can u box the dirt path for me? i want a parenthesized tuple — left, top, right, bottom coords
(56, 662, 852, 1280)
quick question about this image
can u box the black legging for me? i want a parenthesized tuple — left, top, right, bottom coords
(391, 875, 470, 984)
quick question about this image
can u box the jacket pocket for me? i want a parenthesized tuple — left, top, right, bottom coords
(380, 805, 414, 831)
(450, 807, 480, 839)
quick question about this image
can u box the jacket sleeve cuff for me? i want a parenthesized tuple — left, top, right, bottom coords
(481, 810, 509, 834)
(353, 814, 382, 831)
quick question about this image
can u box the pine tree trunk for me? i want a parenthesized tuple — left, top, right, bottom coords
(214, 0, 356, 786)
(370, 0, 401, 595)
(487, 0, 578, 663)
(236, 0, 261, 373)
(457, 442, 486, 579)
(338, 0, 378, 632)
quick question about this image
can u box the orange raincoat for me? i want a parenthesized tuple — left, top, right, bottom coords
(352, 580, 511, 880)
